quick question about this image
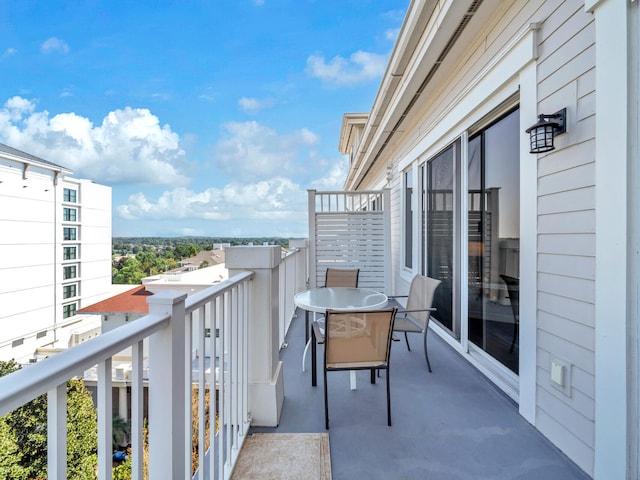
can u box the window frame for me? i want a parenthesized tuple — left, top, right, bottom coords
(63, 265, 78, 280)
(403, 168, 414, 270)
(63, 303, 77, 319)
(63, 227, 77, 241)
(63, 283, 78, 299)
(63, 246, 77, 260)
(63, 207, 77, 222)
(63, 188, 77, 203)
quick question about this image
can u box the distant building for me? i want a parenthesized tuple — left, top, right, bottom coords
(177, 248, 226, 271)
(0, 143, 112, 363)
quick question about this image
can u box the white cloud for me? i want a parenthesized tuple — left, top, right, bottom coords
(214, 121, 319, 180)
(238, 96, 275, 113)
(41, 37, 69, 54)
(310, 155, 349, 190)
(385, 28, 400, 41)
(306, 50, 388, 86)
(151, 92, 171, 101)
(198, 86, 217, 102)
(59, 86, 74, 98)
(116, 177, 307, 222)
(0, 96, 189, 186)
(2, 48, 17, 59)
(3, 96, 35, 120)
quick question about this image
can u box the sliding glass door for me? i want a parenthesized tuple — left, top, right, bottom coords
(467, 108, 520, 373)
(422, 142, 458, 335)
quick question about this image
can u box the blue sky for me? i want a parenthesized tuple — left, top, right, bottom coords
(0, 0, 405, 238)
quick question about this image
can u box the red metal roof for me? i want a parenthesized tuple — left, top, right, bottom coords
(78, 285, 152, 315)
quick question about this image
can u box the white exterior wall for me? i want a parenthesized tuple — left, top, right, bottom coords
(0, 158, 59, 360)
(70, 179, 112, 308)
(341, 0, 626, 476)
(0, 149, 112, 363)
(533, 2, 596, 473)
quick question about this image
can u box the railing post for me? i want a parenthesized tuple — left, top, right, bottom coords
(289, 239, 309, 292)
(147, 290, 188, 479)
(308, 189, 318, 288)
(226, 246, 284, 427)
(47, 384, 66, 480)
(383, 188, 392, 294)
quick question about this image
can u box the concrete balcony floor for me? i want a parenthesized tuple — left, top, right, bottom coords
(249, 308, 589, 480)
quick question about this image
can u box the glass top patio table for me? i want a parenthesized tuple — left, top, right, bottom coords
(294, 287, 388, 390)
(294, 287, 388, 313)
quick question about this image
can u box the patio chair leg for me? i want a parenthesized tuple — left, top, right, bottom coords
(324, 369, 329, 429)
(423, 330, 432, 373)
(371, 369, 375, 384)
(404, 332, 411, 351)
(305, 310, 309, 343)
(301, 338, 311, 372)
(386, 368, 391, 426)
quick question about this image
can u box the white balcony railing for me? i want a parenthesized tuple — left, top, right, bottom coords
(278, 245, 308, 348)
(0, 271, 254, 480)
(0, 244, 308, 480)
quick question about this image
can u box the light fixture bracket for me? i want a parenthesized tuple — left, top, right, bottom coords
(546, 108, 566, 135)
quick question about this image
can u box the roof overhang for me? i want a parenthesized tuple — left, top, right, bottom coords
(344, 0, 494, 190)
(0, 143, 73, 176)
(338, 113, 369, 155)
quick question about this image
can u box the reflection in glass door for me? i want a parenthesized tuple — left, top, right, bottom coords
(467, 108, 520, 373)
(422, 142, 458, 334)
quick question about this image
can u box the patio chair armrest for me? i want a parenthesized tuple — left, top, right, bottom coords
(387, 295, 408, 300)
(395, 308, 437, 330)
(396, 307, 436, 315)
(312, 321, 325, 344)
(394, 313, 423, 330)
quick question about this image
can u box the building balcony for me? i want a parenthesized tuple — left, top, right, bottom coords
(0, 242, 588, 479)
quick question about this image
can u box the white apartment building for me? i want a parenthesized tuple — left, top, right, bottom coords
(0, 143, 112, 363)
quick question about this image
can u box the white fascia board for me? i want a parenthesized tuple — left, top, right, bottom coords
(347, 0, 489, 190)
(400, 23, 539, 168)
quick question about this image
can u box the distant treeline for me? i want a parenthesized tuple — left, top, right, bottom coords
(111, 237, 295, 284)
(113, 237, 292, 256)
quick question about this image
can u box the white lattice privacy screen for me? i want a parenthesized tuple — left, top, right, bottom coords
(308, 189, 391, 293)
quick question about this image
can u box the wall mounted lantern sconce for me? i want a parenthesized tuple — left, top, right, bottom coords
(525, 108, 567, 154)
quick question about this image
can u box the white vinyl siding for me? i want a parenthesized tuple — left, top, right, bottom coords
(534, 2, 596, 475)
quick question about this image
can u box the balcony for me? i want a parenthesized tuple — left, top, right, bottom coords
(0, 243, 588, 479)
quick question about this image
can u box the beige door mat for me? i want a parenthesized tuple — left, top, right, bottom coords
(231, 432, 331, 480)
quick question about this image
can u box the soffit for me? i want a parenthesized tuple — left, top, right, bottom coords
(346, 0, 500, 190)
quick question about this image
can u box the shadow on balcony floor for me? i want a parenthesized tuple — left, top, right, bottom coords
(249, 308, 589, 480)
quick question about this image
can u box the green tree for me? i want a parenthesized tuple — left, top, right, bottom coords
(135, 251, 158, 276)
(173, 244, 191, 259)
(0, 360, 98, 480)
(113, 257, 145, 284)
(65, 379, 99, 479)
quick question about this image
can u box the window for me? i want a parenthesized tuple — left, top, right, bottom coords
(63, 303, 77, 319)
(467, 107, 520, 374)
(63, 265, 77, 280)
(36, 330, 47, 339)
(63, 227, 77, 241)
(63, 188, 77, 203)
(63, 284, 77, 299)
(63, 246, 77, 260)
(63, 207, 77, 222)
(404, 169, 414, 269)
(422, 142, 458, 333)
